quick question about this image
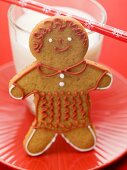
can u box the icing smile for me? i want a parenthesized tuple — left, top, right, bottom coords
(54, 45, 70, 53)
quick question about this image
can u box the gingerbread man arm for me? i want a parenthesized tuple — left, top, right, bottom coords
(86, 59, 113, 90)
(9, 62, 38, 100)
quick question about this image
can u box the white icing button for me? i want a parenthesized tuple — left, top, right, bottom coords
(59, 82, 65, 87)
(48, 38, 53, 43)
(67, 37, 72, 41)
(59, 73, 64, 79)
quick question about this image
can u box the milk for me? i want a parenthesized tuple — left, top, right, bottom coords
(9, 7, 104, 113)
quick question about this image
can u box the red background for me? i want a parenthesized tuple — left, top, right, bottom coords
(0, 0, 127, 169)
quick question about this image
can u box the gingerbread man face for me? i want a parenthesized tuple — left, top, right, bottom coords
(29, 16, 89, 68)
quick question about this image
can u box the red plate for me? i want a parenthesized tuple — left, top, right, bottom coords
(0, 62, 127, 170)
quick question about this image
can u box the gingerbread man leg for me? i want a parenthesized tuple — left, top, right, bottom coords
(23, 127, 57, 156)
(62, 125, 96, 151)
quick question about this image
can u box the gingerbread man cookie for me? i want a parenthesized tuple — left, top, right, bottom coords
(9, 16, 113, 156)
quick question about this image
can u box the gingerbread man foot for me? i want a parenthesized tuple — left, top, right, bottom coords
(24, 128, 57, 156)
(62, 125, 96, 151)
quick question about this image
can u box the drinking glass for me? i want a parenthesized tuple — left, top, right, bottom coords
(8, 0, 107, 113)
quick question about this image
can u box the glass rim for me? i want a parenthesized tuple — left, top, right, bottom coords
(8, 0, 107, 35)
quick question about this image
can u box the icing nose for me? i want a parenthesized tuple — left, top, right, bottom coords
(58, 38, 63, 44)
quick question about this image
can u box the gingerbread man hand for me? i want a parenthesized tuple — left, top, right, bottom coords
(85, 59, 113, 90)
(97, 72, 112, 89)
(9, 83, 24, 100)
(9, 62, 39, 100)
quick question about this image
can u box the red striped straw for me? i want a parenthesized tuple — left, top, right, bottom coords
(2, 0, 127, 43)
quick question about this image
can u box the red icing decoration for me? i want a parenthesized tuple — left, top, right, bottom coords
(48, 92, 54, 124)
(11, 59, 108, 133)
(64, 95, 70, 121)
(37, 60, 87, 77)
(33, 18, 87, 53)
(54, 45, 71, 53)
(72, 96, 77, 120)
(56, 94, 61, 125)
(41, 92, 48, 120)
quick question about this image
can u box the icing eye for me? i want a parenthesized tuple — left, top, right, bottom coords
(67, 37, 72, 42)
(48, 38, 53, 43)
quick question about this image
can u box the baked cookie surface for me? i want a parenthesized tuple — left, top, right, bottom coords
(9, 16, 112, 156)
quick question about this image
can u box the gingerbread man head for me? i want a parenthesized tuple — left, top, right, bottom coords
(29, 16, 89, 68)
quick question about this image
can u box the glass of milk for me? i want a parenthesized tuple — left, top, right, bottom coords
(8, 0, 107, 113)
